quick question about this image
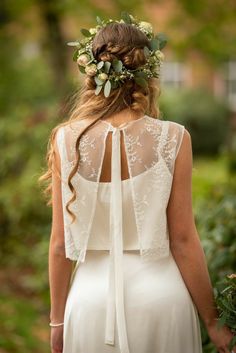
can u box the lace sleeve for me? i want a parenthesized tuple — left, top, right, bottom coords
(175, 124, 185, 161)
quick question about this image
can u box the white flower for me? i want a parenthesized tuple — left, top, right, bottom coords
(89, 27, 97, 35)
(98, 73, 108, 81)
(154, 50, 165, 61)
(139, 21, 153, 33)
(77, 54, 90, 67)
(85, 64, 97, 76)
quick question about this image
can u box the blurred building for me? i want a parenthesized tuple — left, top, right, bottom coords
(144, 1, 236, 113)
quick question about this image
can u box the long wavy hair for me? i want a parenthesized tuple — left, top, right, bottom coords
(38, 22, 161, 223)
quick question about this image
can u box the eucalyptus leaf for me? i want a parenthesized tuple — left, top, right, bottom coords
(97, 61, 104, 69)
(112, 59, 123, 73)
(150, 38, 159, 51)
(135, 71, 148, 79)
(95, 85, 103, 95)
(104, 61, 111, 73)
(121, 11, 132, 24)
(155, 33, 168, 50)
(67, 41, 80, 46)
(134, 77, 148, 88)
(80, 28, 92, 37)
(96, 16, 103, 25)
(78, 65, 86, 74)
(94, 76, 104, 86)
(104, 80, 111, 97)
(143, 46, 150, 58)
(73, 49, 79, 62)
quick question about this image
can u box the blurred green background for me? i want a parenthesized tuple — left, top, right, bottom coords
(0, 1, 236, 352)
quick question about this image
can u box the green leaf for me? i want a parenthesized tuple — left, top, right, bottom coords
(94, 76, 104, 86)
(73, 49, 79, 62)
(95, 85, 103, 95)
(217, 313, 227, 328)
(97, 61, 104, 70)
(104, 61, 111, 73)
(143, 46, 150, 58)
(67, 41, 80, 46)
(111, 59, 123, 73)
(134, 77, 148, 88)
(155, 33, 168, 50)
(96, 16, 103, 25)
(121, 11, 132, 24)
(104, 80, 111, 97)
(80, 28, 92, 37)
(78, 65, 86, 74)
(150, 38, 159, 51)
(135, 71, 148, 79)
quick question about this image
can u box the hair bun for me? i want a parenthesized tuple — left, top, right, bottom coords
(122, 47, 146, 69)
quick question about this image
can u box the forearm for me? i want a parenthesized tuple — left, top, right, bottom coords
(49, 239, 73, 323)
(170, 233, 219, 329)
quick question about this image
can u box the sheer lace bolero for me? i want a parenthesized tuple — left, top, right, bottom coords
(56, 115, 185, 263)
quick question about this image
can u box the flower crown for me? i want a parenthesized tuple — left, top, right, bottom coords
(67, 12, 167, 98)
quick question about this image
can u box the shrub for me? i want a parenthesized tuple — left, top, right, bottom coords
(159, 87, 230, 156)
(194, 180, 236, 352)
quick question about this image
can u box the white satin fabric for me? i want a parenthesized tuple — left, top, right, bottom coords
(63, 249, 203, 353)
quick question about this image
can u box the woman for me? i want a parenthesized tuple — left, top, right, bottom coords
(39, 14, 235, 353)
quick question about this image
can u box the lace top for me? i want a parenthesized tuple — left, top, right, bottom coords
(56, 114, 185, 262)
(56, 114, 185, 353)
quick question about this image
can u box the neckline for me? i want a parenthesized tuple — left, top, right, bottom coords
(100, 114, 147, 130)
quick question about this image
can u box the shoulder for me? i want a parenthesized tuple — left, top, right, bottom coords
(163, 119, 191, 145)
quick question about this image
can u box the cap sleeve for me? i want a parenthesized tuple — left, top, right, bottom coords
(175, 124, 185, 160)
(160, 121, 185, 176)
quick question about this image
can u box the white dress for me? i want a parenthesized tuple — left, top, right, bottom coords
(56, 115, 203, 353)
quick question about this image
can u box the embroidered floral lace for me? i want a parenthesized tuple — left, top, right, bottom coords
(56, 115, 185, 263)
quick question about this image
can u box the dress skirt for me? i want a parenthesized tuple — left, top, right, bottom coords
(62, 249, 203, 353)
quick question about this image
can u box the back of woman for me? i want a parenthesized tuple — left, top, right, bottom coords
(39, 12, 236, 353)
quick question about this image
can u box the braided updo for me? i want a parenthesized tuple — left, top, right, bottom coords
(78, 22, 159, 115)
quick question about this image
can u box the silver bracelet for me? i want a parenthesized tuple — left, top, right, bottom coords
(49, 322, 64, 327)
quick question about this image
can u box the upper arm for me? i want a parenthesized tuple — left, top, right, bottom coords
(167, 128, 198, 247)
(50, 129, 65, 249)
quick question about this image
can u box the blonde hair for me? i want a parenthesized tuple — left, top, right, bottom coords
(38, 22, 161, 222)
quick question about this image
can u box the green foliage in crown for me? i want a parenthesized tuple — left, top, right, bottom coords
(67, 12, 168, 98)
